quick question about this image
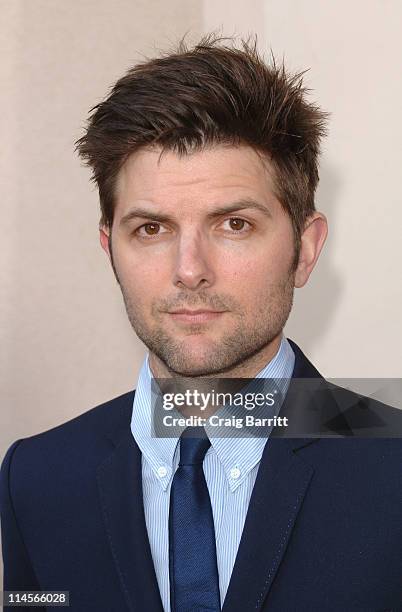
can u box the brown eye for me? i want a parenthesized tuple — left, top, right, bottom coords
(229, 218, 245, 231)
(142, 223, 160, 235)
(135, 221, 169, 239)
(221, 217, 252, 235)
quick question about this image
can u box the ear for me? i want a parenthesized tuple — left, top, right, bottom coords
(99, 224, 111, 260)
(294, 212, 328, 288)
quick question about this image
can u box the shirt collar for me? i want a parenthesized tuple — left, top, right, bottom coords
(131, 335, 295, 492)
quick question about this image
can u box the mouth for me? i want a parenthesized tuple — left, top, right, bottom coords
(167, 309, 226, 324)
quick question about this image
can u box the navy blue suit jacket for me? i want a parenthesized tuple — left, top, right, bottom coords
(1, 341, 402, 611)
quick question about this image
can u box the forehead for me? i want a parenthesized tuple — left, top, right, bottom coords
(114, 144, 278, 215)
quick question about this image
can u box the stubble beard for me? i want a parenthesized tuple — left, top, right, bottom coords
(118, 272, 295, 378)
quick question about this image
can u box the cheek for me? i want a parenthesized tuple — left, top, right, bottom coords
(220, 241, 294, 289)
(115, 244, 169, 286)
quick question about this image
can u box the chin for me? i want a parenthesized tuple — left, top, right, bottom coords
(142, 327, 242, 376)
(163, 346, 225, 377)
(167, 362, 220, 378)
(169, 354, 215, 376)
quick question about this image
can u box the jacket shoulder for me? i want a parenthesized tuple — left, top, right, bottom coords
(0, 389, 136, 490)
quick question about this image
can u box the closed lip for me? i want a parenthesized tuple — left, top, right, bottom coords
(168, 309, 225, 314)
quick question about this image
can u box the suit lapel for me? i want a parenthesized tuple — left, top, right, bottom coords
(222, 437, 316, 611)
(96, 428, 164, 612)
(222, 339, 329, 611)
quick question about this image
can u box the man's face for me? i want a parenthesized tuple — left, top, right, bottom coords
(101, 145, 299, 377)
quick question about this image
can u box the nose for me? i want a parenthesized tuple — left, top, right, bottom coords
(172, 230, 215, 291)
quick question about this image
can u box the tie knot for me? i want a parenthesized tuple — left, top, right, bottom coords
(179, 426, 211, 466)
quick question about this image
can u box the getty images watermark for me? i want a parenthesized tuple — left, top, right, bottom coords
(151, 378, 290, 437)
(150, 378, 402, 438)
(161, 388, 288, 430)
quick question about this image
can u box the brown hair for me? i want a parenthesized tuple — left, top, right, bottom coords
(76, 34, 328, 257)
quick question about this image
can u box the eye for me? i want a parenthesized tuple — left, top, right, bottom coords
(135, 222, 168, 238)
(221, 217, 252, 233)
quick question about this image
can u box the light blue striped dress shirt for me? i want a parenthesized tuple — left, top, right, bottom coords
(131, 335, 295, 611)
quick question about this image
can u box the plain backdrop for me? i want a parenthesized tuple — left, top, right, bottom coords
(1, 2, 401, 577)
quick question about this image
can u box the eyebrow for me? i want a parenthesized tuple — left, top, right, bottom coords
(119, 198, 272, 227)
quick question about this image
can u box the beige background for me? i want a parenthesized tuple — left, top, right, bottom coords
(1, 0, 401, 547)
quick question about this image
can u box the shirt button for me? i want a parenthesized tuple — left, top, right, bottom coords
(230, 467, 241, 480)
(157, 466, 168, 478)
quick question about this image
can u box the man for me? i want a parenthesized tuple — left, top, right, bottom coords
(1, 35, 401, 611)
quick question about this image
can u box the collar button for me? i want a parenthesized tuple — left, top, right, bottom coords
(230, 467, 241, 480)
(157, 466, 168, 478)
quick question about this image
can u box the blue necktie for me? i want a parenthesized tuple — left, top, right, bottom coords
(169, 426, 221, 612)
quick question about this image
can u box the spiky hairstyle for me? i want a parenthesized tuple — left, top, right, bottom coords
(76, 34, 328, 253)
